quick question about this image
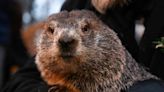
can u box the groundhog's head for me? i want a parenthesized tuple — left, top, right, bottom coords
(36, 10, 125, 86)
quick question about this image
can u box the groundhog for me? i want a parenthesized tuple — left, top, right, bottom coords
(35, 10, 157, 92)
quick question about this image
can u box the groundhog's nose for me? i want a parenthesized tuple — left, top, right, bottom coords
(58, 36, 77, 52)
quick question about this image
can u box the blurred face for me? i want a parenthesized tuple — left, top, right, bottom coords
(91, 0, 127, 14)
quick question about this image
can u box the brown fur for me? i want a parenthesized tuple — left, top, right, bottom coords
(21, 22, 44, 56)
(91, 0, 128, 14)
(35, 10, 157, 92)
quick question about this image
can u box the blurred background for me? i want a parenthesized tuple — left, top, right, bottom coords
(0, 0, 65, 89)
(20, 0, 65, 25)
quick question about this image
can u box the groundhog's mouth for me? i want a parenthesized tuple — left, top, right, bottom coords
(60, 52, 75, 59)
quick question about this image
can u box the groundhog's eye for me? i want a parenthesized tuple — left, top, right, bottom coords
(47, 27, 54, 34)
(81, 24, 89, 33)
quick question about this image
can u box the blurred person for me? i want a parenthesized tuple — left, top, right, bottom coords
(0, 3, 10, 88)
(0, 0, 30, 89)
(138, 0, 164, 78)
(0, 0, 13, 88)
(2, 0, 164, 92)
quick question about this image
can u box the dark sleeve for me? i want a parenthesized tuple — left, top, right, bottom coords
(61, 0, 94, 12)
(132, 0, 154, 18)
(61, 0, 88, 11)
(2, 58, 49, 92)
(138, 0, 164, 78)
(127, 79, 164, 92)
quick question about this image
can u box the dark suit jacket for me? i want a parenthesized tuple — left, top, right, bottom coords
(138, 0, 164, 78)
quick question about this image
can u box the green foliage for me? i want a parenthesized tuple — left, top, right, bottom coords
(154, 37, 164, 53)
